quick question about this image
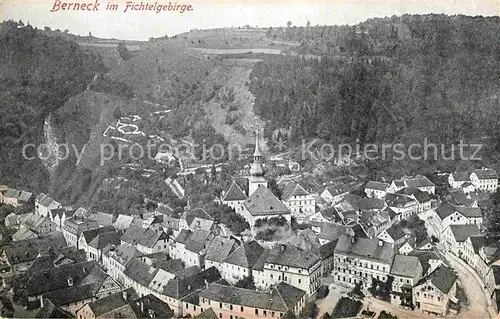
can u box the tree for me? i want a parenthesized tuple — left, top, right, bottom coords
(88, 31, 92, 36)
(268, 178, 282, 199)
(306, 20, 311, 27)
(117, 41, 133, 61)
(234, 276, 256, 290)
(287, 21, 292, 28)
(299, 302, 318, 319)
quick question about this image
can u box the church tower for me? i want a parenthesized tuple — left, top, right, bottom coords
(248, 129, 268, 196)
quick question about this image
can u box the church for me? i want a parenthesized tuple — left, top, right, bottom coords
(221, 131, 291, 233)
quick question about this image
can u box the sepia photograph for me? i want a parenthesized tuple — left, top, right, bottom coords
(1, 0, 500, 318)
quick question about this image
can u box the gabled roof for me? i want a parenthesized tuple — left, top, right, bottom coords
(35, 193, 55, 207)
(281, 182, 310, 201)
(319, 207, 341, 222)
(196, 307, 218, 319)
(265, 244, 320, 270)
(35, 299, 72, 318)
(318, 224, 351, 242)
(162, 266, 221, 299)
(365, 181, 390, 191)
(450, 172, 470, 182)
(448, 224, 481, 242)
(81, 226, 116, 244)
(181, 208, 214, 226)
(390, 254, 422, 278)
(185, 229, 212, 253)
(88, 231, 121, 250)
(243, 185, 289, 216)
(335, 235, 394, 264)
(132, 294, 174, 319)
(224, 240, 265, 268)
(113, 214, 136, 230)
(386, 223, 408, 241)
(324, 184, 350, 197)
(403, 175, 435, 188)
(397, 187, 431, 203)
(121, 226, 167, 248)
(420, 265, 457, 294)
(222, 181, 248, 202)
(124, 258, 157, 287)
(86, 288, 138, 317)
(472, 168, 498, 180)
(454, 206, 482, 218)
(343, 194, 386, 211)
(18, 190, 33, 202)
(110, 243, 142, 266)
(4, 188, 20, 198)
(385, 193, 416, 208)
(435, 202, 456, 219)
(408, 249, 441, 274)
(205, 236, 238, 263)
(199, 282, 305, 313)
(27, 261, 99, 296)
(3, 232, 67, 264)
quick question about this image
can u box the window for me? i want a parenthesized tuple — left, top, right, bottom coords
(264, 311, 267, 316)
(298, 279, 301, 284)
(241, 306, 244, 312)
(220, 302, 223, 309)
(255, 309, 259, 315)
(219, 314, 222, 319)
(230, 305, 233, 310)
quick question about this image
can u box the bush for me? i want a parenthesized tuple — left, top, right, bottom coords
(255, 228, 276, 241)
(299, 302, 318, 319)
(316, 285, 329, 299)
(330, 297, 362, 318)
(234, 276, 256, 290)
(378, 311, 398, 319)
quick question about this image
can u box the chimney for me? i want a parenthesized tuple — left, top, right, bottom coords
(67, 276, 74, 287)
(378, 240, 384, 247)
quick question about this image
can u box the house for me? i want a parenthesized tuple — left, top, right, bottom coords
(392, 175, 436, 194)
(223, 240, 265, 284)
(78, 226, 116, 259)
(25, 260, 104, 309)
(204, 236, 238, 273)
(364, 181, 390, 199)
(320, 184, 350, 204)
(333, 235, 395, 289)
(434, 203, 483, 237)
(316, 223, 352, 245)
(377, 223, 411, 247)
(448, 172, 470, 188)
(390, 254, 423, 306)
(384, 193, 418, 221)
(169, 229, 214, 268)
(220, 181, 248, 214)
(281, 181, 315, 223)
(412, 265, 458, 316)
(113, 214, 137, 231)
(446, 188, 477, 207)
(2, 188, 20, 206)
(240, 185, 291, 232)
(121, 226, 169, 254)
(162, 266, 221, 316)
(470, 168, 498, 193)
(88, 212, 115, 227)
(0, 232, 67, 275)
(398, 241, 414, 255)
(35, 193, 62, 217)
(408, 250, 443, 276)
(106, 243, 143, 285)
(87, 231, 121, 263)
(180, 208, 215, 232)
(49, 208, 75, 230)
(253, 243, 322, 296)
(122, 257, 158, 298)
(40, 266, 122, 315)
(12, 226, 38, 241)
(442, 224, 481, 256)
(358, 210, 391, 239)
(28, 246, 87, 272)
(197, 282, 307, 319)
(34, 298, 72, 318)
(63, 217, 100, 248)
(307, 207, 342, 225)
(4, 212, 18, 228)
(397, 187, 432, 213)
(18, 213, 58, 234)
(74, 288, 140, 319)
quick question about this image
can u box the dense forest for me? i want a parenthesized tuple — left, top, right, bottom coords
(254, 14, 500, 154)
(0, 20, 106, 192)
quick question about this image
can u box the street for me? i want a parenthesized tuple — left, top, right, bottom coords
(445, 252, 494, 319)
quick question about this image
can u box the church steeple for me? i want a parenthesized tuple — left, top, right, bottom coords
(250, 130, 264, 177)
(248, 129, 267, 196)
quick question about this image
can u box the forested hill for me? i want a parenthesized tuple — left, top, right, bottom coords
(0, 21, 106, 192)
(254, 14, 500, 150)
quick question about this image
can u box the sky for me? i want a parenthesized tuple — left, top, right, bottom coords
(2, 0, 499, 40)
